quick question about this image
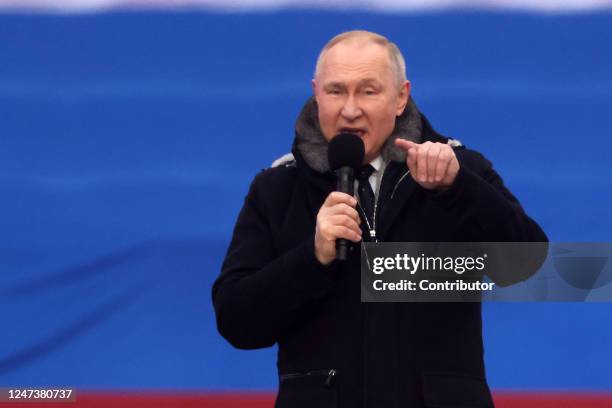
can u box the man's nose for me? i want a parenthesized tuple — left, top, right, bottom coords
(340, 95, 362, 121)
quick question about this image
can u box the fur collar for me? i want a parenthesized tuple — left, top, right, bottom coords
(291, 96, 423, 173)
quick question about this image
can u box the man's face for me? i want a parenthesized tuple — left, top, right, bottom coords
(313, 40, 410, 164)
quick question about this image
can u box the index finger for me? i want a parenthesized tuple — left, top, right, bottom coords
(394, 138, 419, 153)
(324, 191, 357, 208)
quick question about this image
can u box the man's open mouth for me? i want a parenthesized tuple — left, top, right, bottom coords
(340, 128, 366, 137)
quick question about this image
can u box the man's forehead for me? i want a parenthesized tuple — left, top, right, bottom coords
(318, 41, 394, 79)
(322, 77, 383, 88)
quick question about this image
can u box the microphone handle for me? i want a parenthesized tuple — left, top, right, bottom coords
(335, 167, 354, 261)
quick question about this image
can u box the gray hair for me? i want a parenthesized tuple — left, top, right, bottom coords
(314, 30, 407, 86)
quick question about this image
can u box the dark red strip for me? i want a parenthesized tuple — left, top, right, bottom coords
(495, 392, 612, 408)
(4, 391, 612, 407)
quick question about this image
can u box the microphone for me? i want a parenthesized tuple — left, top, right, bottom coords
(328, 133, 365, 261)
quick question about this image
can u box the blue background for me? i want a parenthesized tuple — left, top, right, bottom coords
(1, 11, 611, 391)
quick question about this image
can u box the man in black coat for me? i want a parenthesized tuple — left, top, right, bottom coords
(213, 30, 547, 408)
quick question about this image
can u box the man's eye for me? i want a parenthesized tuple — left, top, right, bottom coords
(328, 89, 342, 95)
(364, 89, 377, 95)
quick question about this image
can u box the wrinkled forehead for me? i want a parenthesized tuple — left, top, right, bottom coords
(317, 40, 395, 83)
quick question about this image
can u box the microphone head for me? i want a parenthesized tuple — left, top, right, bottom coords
(328, 133, 365, 171)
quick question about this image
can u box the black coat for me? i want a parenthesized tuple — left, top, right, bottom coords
(213, 104, 547, 408)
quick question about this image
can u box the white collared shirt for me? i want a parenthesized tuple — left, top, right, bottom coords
(354, 155, 387, 201)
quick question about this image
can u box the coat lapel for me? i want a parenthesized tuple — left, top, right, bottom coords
(377, 163, 419, 240)
(298, 166, 335, 225)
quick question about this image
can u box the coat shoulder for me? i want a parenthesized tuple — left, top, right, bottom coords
(256, 158, 298, 182)
(455, 147, 494, 175)
(249, 157, 300, 200)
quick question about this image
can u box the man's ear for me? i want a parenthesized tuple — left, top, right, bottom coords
(311, 78, 319, 102)
(396, 80, 411, 116)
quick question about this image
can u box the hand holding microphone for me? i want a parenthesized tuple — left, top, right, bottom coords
(314, 133, 364, 264)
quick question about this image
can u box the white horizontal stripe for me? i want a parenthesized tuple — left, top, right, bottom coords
(0, 0, 611, 13)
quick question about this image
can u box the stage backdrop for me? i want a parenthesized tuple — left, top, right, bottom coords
(1, 0, 611, 406)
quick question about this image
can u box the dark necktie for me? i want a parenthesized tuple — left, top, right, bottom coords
(356, 164, 376, 237)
